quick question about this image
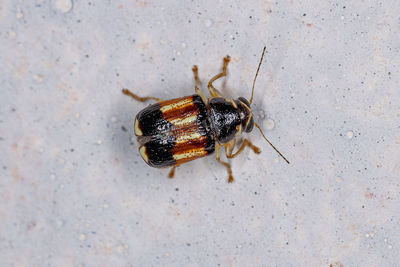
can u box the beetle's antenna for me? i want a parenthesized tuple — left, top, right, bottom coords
(249, 46, 267, 105)
(254, 122, 290, 164)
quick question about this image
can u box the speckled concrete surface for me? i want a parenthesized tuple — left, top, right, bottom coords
(1, 0, 399, 266)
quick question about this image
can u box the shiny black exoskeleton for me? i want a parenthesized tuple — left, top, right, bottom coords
(208, 97, 254, 144)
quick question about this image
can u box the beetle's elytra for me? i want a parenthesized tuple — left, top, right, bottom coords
(123, 47, 289, 182)
(135, 94, 215, 167)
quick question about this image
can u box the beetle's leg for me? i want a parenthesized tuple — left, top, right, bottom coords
(224, 138, 236, 157)
(226, 138, 261, 159)
(122, 89, 162, 102)
(193, 65, 201, 87)
(192, 65, 207, 102)
(168, 165, 180, 178)
(216, 143, 234, 183)
(207, 56, 230, 97)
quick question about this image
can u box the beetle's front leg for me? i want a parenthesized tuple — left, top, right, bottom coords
(122, 89, 162, 102)
(207, 55, 230, 97)
(225, 138, 261, 159)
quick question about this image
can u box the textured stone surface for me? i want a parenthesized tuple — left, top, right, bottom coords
(1, 0, 399, 266)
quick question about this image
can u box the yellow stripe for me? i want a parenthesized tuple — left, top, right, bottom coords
(134, 118, 143, 136)
(160, 98, 193, 113)
(175, 132, 202, 144)
(173, 148, 207, 161)
(169, 115, 198, 127)
(139, 146, 149, 163)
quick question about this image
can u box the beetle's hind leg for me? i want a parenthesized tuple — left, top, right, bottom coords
(207, 55, 230, 97)
(192, 65, 207, 102)
(122, 89, 162, 102)
(216, 143, 234, 183)
(168, 165, 180, 179)
(225, 138, 261, 159)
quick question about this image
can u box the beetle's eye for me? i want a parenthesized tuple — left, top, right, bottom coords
(238, 97, 250, 107)
(245, 115, 254, 132)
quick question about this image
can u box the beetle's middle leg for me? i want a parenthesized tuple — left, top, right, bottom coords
(225, 138, 261, 159)
(192, 65, 207, 102)
(207, 55, 230, 97)
(216, 143, 234, 183)
(122, 89, 162, 102)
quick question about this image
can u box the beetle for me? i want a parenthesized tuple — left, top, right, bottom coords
(122, 47, 289, 182)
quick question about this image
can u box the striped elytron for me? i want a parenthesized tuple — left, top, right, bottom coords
(123, 47, 289, 182)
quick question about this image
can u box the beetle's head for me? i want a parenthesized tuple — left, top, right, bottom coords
(237, 97, 254, 133)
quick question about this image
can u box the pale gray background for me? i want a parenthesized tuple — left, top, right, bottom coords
(1, 0, 399, 266)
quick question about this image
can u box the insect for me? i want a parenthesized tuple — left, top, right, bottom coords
(122, 47, 289, 182)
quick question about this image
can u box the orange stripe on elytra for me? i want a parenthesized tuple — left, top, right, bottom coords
(159, 96, 202, 125)
(172, 135, 209, 165)
(175, 131, 203, 144)
(158, 95, 210, 165)
(168, 114, 198, 127)
(174, 134, 207, 147)
(159, 96, 194, 113)
(173, 147, 208, 163)
(164, 104, 199, 122)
